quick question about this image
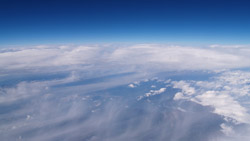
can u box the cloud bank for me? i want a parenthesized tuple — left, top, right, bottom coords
(1, 44, 250, 73)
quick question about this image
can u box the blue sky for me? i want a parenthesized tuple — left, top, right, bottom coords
(0, 0, 250, 45)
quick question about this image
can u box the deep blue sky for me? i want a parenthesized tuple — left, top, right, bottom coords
(0, 0, 250, 45)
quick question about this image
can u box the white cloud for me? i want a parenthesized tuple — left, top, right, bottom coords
(128, 84, 136, 88)
(172, 81, 196, 95)
(109, 44, 250, 71)
(1, 44, 250, 140)
(173, 71, 250, 124)
(173, 92, 185, 100)
(1, 44, 250, 74)
(210, 44, 249, 49)
(0, 46, 99, 70)
(151, 85, 156, 88)
(194, 91, 250, 124)
(220, 123, 235, 136)
(138, 87, 166, 100)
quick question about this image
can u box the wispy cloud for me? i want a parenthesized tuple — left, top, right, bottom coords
(1, 44, 250, 140)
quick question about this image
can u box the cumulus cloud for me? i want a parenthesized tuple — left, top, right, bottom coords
(172, 70, 250, 140)
(173, 71, 250, 123)
(128, 84, 136, 88)
(137, 87, 167, 100)
(194, 91, 250, 124)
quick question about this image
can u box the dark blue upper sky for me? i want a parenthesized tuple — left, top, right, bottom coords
(0, 0, 250, 45)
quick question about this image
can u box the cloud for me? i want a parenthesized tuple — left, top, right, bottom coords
(0, 77, 223, 141)
(194, 91, 249, 124)
(137, 87, 167, 100)
(209, 44, 249, 49)
(1, 44, 250, 141)
(0, 45, 99, 71)
(1, 44, 250, 74)
(128, 84, 136, 88)
(173, 71, 250, 124)
(172, 81, 196, 95)
(172, 70, 250, 140)
(220, 123, 234, 136)
(109, 44, 250, 71)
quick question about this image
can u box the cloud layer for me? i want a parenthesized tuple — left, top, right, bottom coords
(0, 44, 250, 141)
(1, 44, 250, 73)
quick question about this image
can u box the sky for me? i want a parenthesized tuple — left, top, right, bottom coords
(0, 0, 250, 45)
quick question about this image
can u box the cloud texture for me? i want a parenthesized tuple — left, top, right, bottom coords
(0, 44, 250, 141)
